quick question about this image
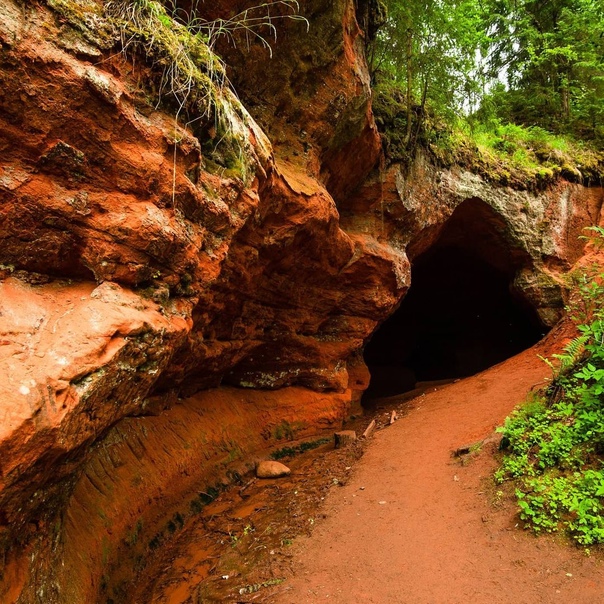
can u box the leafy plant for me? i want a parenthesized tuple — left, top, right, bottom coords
(495, 227, 604, 545)
(373, 83, 603, 188)
(368, 0, 604, 184)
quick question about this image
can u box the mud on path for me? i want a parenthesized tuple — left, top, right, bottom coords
(125, 327, 604, 603)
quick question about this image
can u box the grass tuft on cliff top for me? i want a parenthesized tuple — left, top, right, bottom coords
(44, 0, 270, 182)
(46, 0, 226, 122)
(373, 84, 604, 191)
(463, 121, 603, 189)
(105, 0, 226, 120)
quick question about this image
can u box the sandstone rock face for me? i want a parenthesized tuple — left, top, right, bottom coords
(0, 279, 190, 517)
(342, 156, 604, 326)
(203, 0, 382, 203)
(53, 387, 348, 604)
(0, 2, 402, 600)
(0, 0, 602, 602)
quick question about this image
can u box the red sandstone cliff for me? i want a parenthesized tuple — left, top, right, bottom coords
(0, 1, 602, 602)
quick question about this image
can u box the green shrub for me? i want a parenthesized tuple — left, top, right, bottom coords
(496, 227, 604, 545)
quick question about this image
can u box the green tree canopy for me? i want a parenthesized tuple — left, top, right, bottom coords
(480, 0, 604, 139)
(369, 0, 604, 144)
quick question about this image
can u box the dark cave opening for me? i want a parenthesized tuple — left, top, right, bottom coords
(363, 200, 548, 400)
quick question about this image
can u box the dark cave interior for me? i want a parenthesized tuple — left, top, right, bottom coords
(363, 199, 548, 399)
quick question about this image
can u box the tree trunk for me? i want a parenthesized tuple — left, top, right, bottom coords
(405, 28, 413, 144)
(410, 74, 429, 156)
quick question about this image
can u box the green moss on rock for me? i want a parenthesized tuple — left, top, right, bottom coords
(374, 84, 604, 191)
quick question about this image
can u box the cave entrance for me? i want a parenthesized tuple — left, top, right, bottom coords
(363, 199, 547, 400)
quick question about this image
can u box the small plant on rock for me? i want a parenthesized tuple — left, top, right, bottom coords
(46, 0, 307, 184)
(104, 0, 306, 122)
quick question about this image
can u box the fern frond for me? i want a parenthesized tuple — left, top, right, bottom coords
(552, 333, 589, 374)
(538, 354, 555, 372)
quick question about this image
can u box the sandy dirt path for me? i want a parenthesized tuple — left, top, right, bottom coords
(272, 339, 604, 604)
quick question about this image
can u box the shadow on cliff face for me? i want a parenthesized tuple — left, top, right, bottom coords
(363, 199, 548, 399)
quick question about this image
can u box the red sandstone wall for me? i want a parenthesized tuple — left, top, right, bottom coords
(0, 1, 602, 601)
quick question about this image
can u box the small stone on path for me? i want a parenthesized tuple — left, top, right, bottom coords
(334, 430, 357, 448)
(256, 460, 291, 478)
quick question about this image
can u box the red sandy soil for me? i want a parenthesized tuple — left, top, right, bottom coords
(271, 333, 604, 604)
